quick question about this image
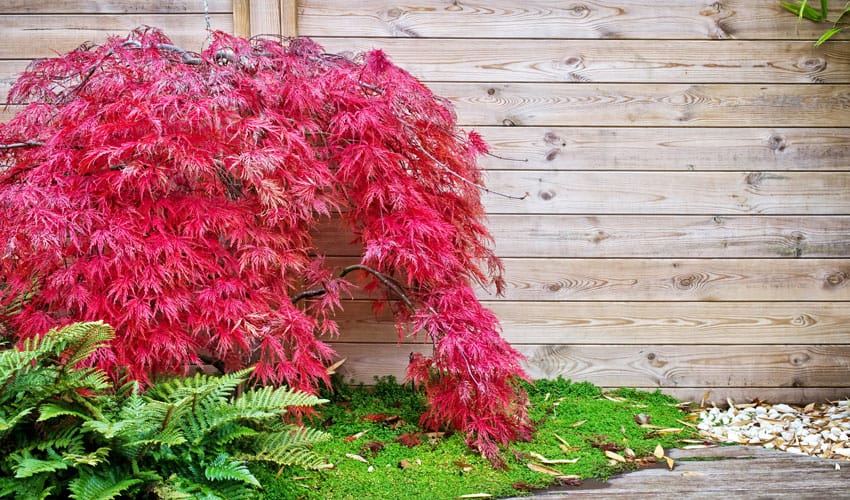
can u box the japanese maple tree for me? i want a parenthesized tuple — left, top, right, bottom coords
(0, 28, 531, 460)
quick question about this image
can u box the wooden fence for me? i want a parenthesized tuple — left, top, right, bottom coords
(1, 1, 848, 404)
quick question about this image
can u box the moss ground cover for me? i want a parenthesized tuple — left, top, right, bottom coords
(255, 377, 700, 499)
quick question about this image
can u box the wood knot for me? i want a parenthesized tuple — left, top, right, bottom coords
(545, 148, 560, 161)
(790, 352, 811, 366)
(646, 352, 656, 360)
(825, 271, 847, 287)
(543, 132, 563, 145)
(386, 7, 404, 18)
(538, 189, 556, 201)
(745, 172, 764, 186)
(767, 134, 787, 152)
(568, 4, 590, 17)
(487, 88, 496, 96)
(502, 118, 517, 126)
(563, 56, 582, 67)
(790, 314, 815, 327)
(799, 56, 826, 73)
(546, 283, 563, 292)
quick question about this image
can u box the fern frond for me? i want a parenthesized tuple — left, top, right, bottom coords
(34, 423, 84, 451)
(12, 454, 70, 478)
(260, 425, 332, 451)
(149, 368, 252, 404)
(37, 402, 94, 422)
(0, 407, 34, 434)
(63, 446, 111, 467)
(213, 423, 258, 447)
(68, 469, 143, 500)
(204, 454, 260, 487)
(0, 350, 38, 392)
(235, 385, 328, 413)
(242, 445, 328, 470)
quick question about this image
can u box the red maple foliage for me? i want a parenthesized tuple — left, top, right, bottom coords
(0, 28, 532, 459)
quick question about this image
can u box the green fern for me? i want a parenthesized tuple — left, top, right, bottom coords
(0, 322, 329, 499)
(68, 469, 143, 500)
(204, 454, 260, 487)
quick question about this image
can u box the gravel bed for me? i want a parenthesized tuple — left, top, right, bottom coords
(697, 399, 850, 460)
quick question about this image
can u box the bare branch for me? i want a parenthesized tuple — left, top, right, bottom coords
(407, 131, 528, 200)
(0, 141, 44, 150)
(339, 264, 416, 311)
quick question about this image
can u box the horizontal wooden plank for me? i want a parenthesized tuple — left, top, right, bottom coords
(618, 388, 850, 406)
(476, 127, 850, 171)
(325, 258, 850, 301)
(493, 258, 850, 301)
(329, 342, 850, 388)
(314, 38, 850, 84)
(429, 83, 850, 127)
(0, 15, 233, 59)
(313, 216, 850, 258)
(480, 171, 850, 215)
(0, 1, 231, 13)
(297, 0, 842, 40)
(331, 301, 850, 345)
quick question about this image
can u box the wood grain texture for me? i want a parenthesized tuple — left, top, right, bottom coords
(542, 446, 850, 498)
(232, 0, 250, 37)
(281, 0, 298, 37)
(324, 257, 850, 302)
(313, 215, 850, 258)
(491, 258, 850, 302)
(329, 342, 850, 388)
(0, 15, 233, 59)
(0, 0, 232, 13)
(475, 127, 850, 171)
(314, 38, 850, 84)
(480, 171, 850, 215)
(249, 0, 280, 36)
(429, 83, 850, 127)
(331, 301, 850, 345)
(297, 0, 841, 40)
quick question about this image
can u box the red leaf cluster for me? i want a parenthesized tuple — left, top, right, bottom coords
(0, 28, 531, 459)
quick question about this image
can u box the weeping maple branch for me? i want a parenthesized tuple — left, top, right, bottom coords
(0, 141, 44, 150)
(292, 264, 415, 311)
(406, 131, 529, 201)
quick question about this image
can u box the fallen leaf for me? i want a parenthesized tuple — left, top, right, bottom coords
(345, 453, 369, 463)
(803, 402, 816, 412)
(543, 458, 580, 464)
(554, 434, 570, 446)
(571, 419, 587, 428)
(700, 391, 711, 407)
(675, 419, 698, 429)
(664, 456, 675, 470)
(682, 444, 717, 449)
(634, 413, 652, 425)
(604, 450, 627, 463)
(682, 471, 704, 477)
(527, 462, 568, 477)
(653, 444, 665, 459)
(624, 448, 636, 458)
(456, 495, 492, 499)
(325, 357, 346, 375)
(344, 429, 369, 442)
(395, 432, 422, 448)
(398, 460, 411, 469)
(603, 394, 626, 403)
(454, 461, 473, 472)
(654, 428, 684, 434)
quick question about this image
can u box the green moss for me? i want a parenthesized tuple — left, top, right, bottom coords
(256, 377, 699, 499)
